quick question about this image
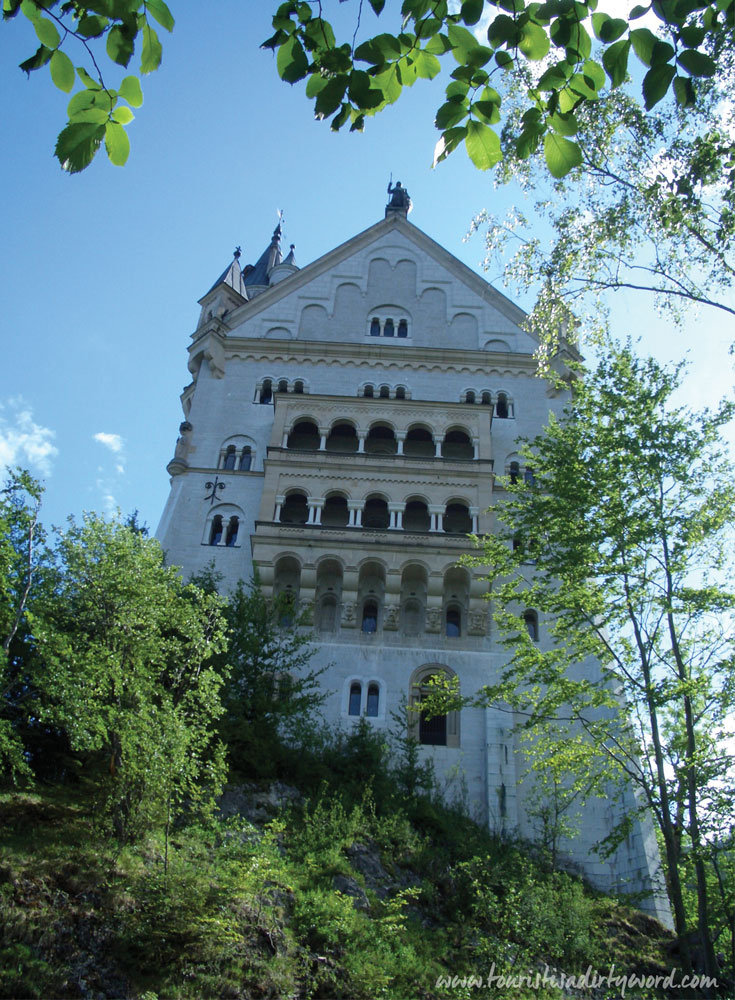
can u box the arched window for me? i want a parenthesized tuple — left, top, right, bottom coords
(481, 391, 492, 406)
(222, 446, 236, 470)
(445, 606, 461, 637)
(404, 427, 434, 458)
(209, 515, 223, 545)
(397, 319, 408, 338)
(384, 318, 395, 337)
(370, 318, 381, 337)
(379, 385, 390, 399)
(239, 447, 252, 471)
(225, 516, 239, 547)
(362, 497, 389, 530)
(321, 494, 349, 527)
(259, 380, 272, 404)
(293, 380, 304, 394)
(465, 390, 476, 404)
(401, 598, 423, 635)
(361, 600, 378, 633)
(403, 499, 430, 532)
(365, 425, 397, 455)
(366, 683, 380, 717)
(280, 492, 309, 524)
(277, 379, 289, 394)
(318, 594, 338, 633)
(326, 423, 358, 453)
(287, 420, 320, 450)
(496, 393, 509, 418)
(443, 502, 472, 534)
(363, 384, 374, 397)
(523, 610, 539, 641)
(348, 682, 362, 716)
(409, 666, 460, 748)
(442, 429, 473, 460)
(396, 385, 406, 399)
(509, 461, 520, 485)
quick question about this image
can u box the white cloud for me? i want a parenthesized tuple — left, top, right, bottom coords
(0, 398, 58, 477)
(93, 432, 124, 454)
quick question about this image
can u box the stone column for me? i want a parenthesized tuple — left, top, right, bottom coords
(428, 504, 443, 532)
(274, 495, 285, 522)
(388, 502, 403, 530)
(308, 498, 325, 525)
(434, 436, 443, 458)
(281, 431, 289, 448)
(357, 431, 366, 453)
(470, 506, 479, 533)
(472, 437, 479, 460)
(347, 500, 362, 527)
(395, 432, 406, 456)
(318, 430, 328, 450)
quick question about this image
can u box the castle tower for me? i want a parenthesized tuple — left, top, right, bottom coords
(156, 189, 670, 925)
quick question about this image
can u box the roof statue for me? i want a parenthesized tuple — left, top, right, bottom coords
(386, 179, 412, 218)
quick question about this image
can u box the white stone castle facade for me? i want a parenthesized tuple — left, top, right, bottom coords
(156, 190, 670, 924)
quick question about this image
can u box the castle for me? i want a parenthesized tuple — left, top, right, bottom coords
(156, 186, 670, 924)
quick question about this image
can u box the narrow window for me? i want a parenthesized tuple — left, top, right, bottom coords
(209, 515, 223, 545)
(481, 391, 492, 406)
(465, 390, 476, 404)
(419, 707, 447, 746)
(348, 682, 362, 716)
(379, 385, 390, 399)
(396, 386, 406, 400)
(524, 467, 536, 486)
(370, 318, 381, 337)
(366, 683, 379, 717)
(363, 384, 374, 398)
(223, 446, 236, 470)
(445, 607, 461, 638)
(260, 380, 272, 404)
(293, 380, 304, 394)
(384, 318, 395, 337)
(225, 516, 239, 546)
(513, 533, 522, 552)
(496, 393, 509, 419)
(397, 319, 408, 338)
(523, 610, 539, 641)
(509, 461, 520, 485)
(239, 447, 252, 471)
(361, 600, 378, 633)
(277, 379, 289, 394)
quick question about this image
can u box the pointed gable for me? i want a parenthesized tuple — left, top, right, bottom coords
(222, 213, 538, 354)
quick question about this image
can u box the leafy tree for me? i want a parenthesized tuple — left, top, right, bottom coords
(0, 469, 45, 780)
(468, 345, 735, 981)
(193, 571, 327, 779)
(30, 514, 229, 845)
(4, 1, 733, 174)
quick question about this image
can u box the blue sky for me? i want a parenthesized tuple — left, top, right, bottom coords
(1, 1, 733, 533)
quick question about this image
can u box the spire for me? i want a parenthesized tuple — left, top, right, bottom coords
(283, 243, 297, 266)
(385, 179, 412, 218)
(202, 247, 247, 298)
(243, 222, 283, 288)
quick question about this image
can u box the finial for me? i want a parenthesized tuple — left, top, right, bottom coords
(233, 246, 241, 259)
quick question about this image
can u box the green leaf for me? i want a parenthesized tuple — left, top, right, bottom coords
(140, 21, 162, 74)
(487, 14, 518, 48)
(71, 106, 110, 124)
(582, 59, 605, 90)
(602, 38, 630, 88)
(105, 120, 130, 165)
(111, 105, 134, 124)
(519, 21, 550, 61)
(34, 16, 59, 49)
(447, 22, 481, 62)
(76, 66, 99, 89)
(673, 74, 695, 106)
(537, 61, 572, 90)
(433, 125, 467, 166)
(330, 102, 350, 130)
(314, 75, 348, 116)
(425, 33, 452, 55)
(465, 119, 502, 170)
(145, 0, 174, 31)
(629, 4, 649, 17)
(67, 89, 95, 117)
(435, 99, 468, 129)
(460, 0, 484, 25)
(629, 27, 658, 66)
(548, 112, 577, 136)
(591, 13, 627, 42)
(642, 62, 676, 109)
(372, 65, 402, 104)
(413, 49, 441, 79)
(55, 121, 105, 172)
(49, 48, 74, 91)
(119, 75, 143, 107)
(472, 100, 500, 124)
(676, 49, 717, 77)
(107, 24, 135, 67)
(544, 132, 582, 178)
(354, 33, 401, 63)
(76, 14, 108, 38)
(368, 0, 385, 13)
